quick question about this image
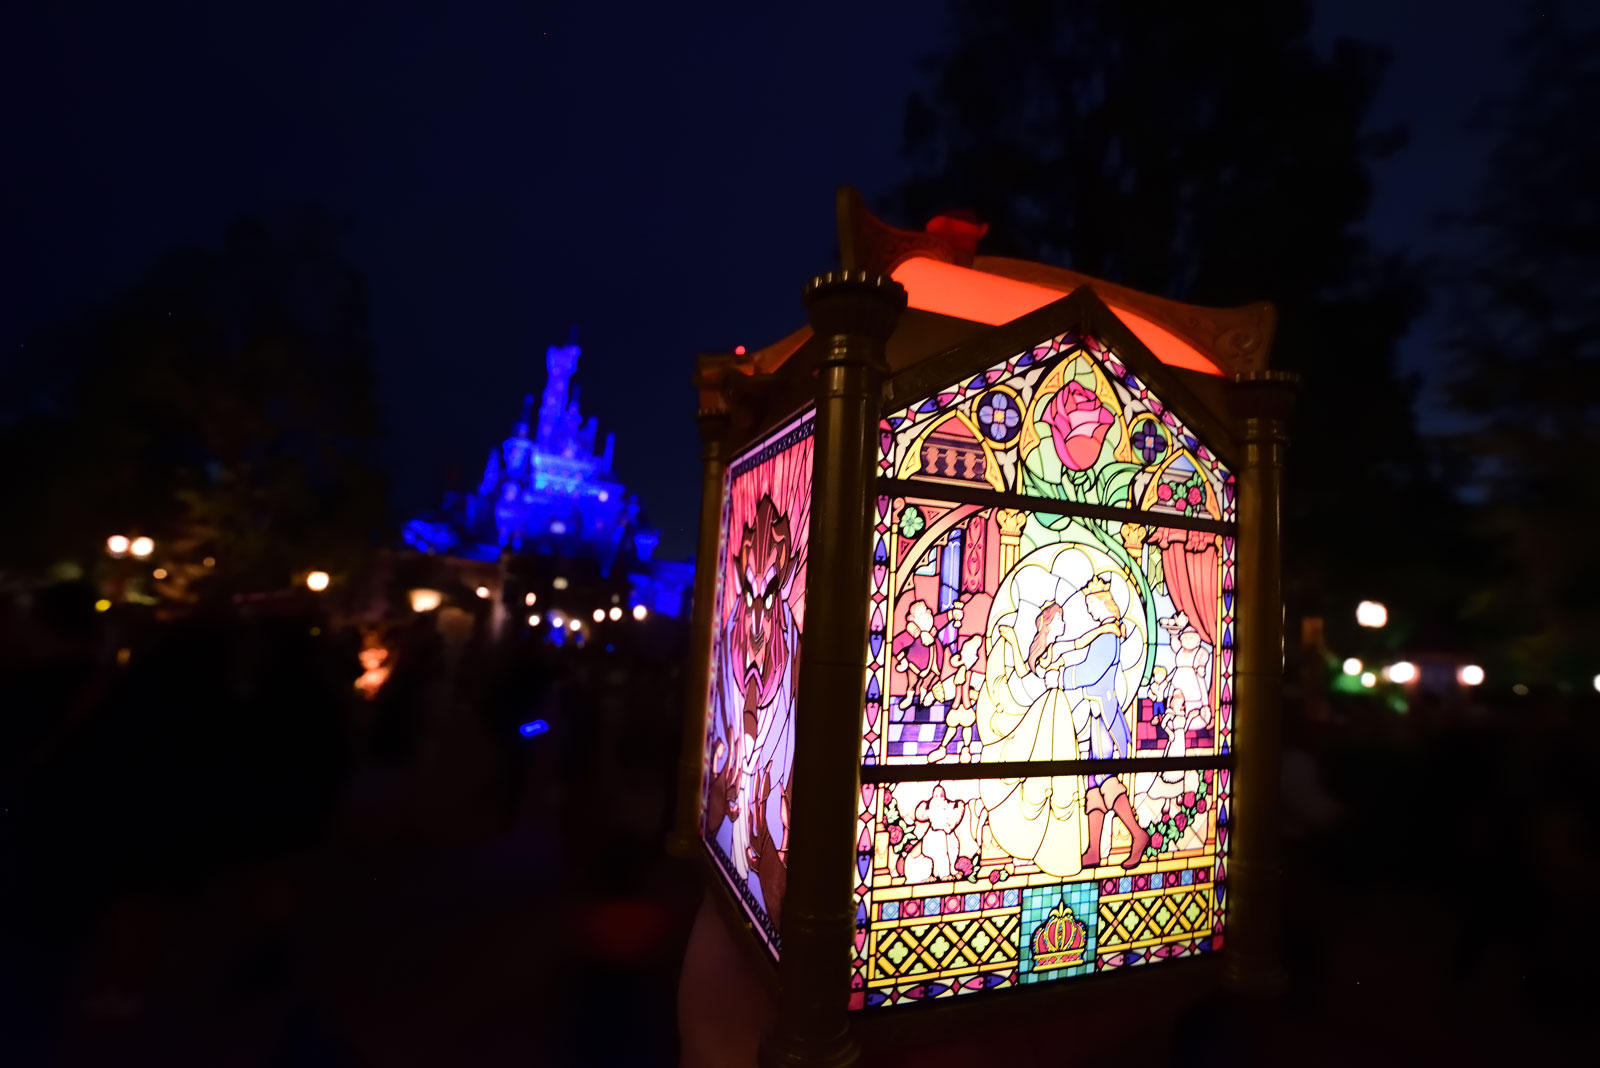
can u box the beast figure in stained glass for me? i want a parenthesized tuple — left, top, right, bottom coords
(717, 493, 798, 927)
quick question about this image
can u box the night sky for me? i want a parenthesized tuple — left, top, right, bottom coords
(2, 1, 1524, 559)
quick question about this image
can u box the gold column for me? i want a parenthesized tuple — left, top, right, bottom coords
(668, 357, 734, 859)
(1224, 369, 1298, 996)
(996, 508, 1027, 574)
(760, 272, 905, 1068)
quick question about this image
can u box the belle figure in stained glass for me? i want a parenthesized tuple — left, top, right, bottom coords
(980, 602, 1087, 877)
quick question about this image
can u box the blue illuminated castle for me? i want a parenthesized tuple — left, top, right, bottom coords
(403, 335, 693, 617)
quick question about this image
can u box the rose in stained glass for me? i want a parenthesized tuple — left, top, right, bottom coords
(898, 506, 926, 539)
(1042, 382, 1114, 470)
(976, 391, 1022, 443)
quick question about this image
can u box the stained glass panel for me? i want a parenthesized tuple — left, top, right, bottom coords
(850, 772, 1226, 1008)
(883, 331, 1235, 524)
(865, 501, 1234, 769)
(854, 326, 1235, 1008)
(701, 409, 814, 956)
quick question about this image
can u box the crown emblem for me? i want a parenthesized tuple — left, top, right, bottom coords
(1031, 898, 1088, 971)
(1081, 573, 1112, 595)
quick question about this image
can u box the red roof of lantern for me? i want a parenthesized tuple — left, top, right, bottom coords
(736, 189, 1274, 382)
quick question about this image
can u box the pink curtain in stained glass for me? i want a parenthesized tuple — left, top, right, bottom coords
(1152, 528, 1219, 647)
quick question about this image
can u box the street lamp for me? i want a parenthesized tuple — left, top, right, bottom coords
(592, 608, 605, 623)
(1458, 665, 1485, 687)
(568, 618, 581, 632)
(528, 613, 541, 626)
(608, 606, 622, 621)
(525, 592, 537, 607)
(1385, 661, 1417, 684)
(632, 604, 648, 621)
(129, 536, 154, 559)
(106, 535, 130, 555)
(409, 588, 443, 613)
(1342, 657, 1362, 676)
(306, 570, 331, 592)
(1355, 601, 1387, 628)
(1359, 671, 1376, 688)
(475, 586, 491, 599)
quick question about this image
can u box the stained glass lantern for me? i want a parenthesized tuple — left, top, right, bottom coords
(673, 190, 1296, 1066)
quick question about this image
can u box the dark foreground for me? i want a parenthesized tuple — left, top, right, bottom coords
(3, 615, 1595, 1065)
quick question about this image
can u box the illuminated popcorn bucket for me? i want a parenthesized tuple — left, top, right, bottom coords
(673, 190, 1295, 1066)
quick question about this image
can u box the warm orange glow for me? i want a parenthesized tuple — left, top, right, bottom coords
(890, 257, 1224, 376)
(355, 644, 391, 699)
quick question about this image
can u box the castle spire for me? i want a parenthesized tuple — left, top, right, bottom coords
(537, 335, 581, 450)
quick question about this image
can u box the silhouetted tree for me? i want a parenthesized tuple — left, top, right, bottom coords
(891, 0, 1461, 630)
(1, 207, 385, 594)
(1444, 4, 1600, 687)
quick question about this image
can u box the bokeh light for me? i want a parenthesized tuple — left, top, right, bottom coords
(1355, 600, 1387, 628)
